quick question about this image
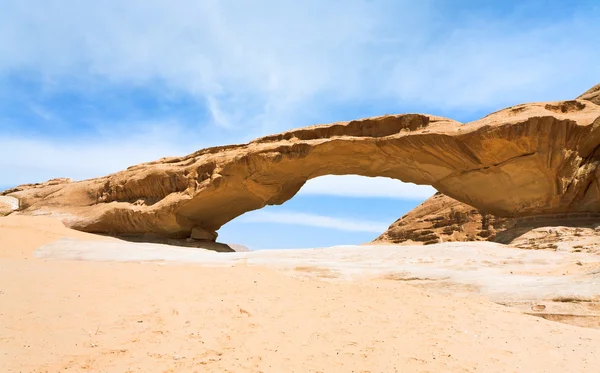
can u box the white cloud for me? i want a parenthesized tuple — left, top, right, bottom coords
(1, 1, 599, 188)
(0, 121, 196, 186)
(28, 104, 54, 122)
(299, 175, 436, 199)
(237, 210, 389, 233)
(1, 1, 598, 134)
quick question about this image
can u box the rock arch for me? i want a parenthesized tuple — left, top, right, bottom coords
(5, 96, 600, 241)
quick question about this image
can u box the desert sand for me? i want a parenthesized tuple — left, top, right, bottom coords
(2, 215, 600, 372)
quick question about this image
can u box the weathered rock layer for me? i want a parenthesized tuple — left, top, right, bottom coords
(373, 193, 512, 245)
(374, 192, 600, 247)
(4, 86, 600, 240)
(0, 196, 19, 217)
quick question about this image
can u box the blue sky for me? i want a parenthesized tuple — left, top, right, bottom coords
(1, 0, 599, 249)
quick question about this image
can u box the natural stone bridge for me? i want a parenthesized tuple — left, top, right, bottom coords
(4, 85, 600, 241)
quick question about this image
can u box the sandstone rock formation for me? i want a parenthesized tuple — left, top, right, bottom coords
(373, 192, 600, 251)
(0, 196, 19, 217)
(373, 193, 512, 245)
(578, 83, 600, 105)
(3, 85, 600, 241)
(373, 83, 600, 247)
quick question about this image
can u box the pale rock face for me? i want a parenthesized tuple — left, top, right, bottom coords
(4, 85, 600, 241)
(0, 196, 19, 216)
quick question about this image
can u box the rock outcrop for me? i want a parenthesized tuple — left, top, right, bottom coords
(578, 83, 600, 105)
(373, 193, 512, 245)
(373, 191, 600, 250)
(3, 85, 600, 241)
(0, 196, 19, 217)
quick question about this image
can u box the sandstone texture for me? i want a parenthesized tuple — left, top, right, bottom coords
(374, 192, 600, 251)
(374, 193, 512, 245)
(0, 196, 19, 216)
(578, 83, 600, 105)
(3, 85, 600, 240)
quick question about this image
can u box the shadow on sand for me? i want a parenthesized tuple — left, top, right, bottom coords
(98, 234, 249, 253)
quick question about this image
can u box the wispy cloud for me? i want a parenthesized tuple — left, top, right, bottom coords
(237, 210, 389, 233)
(28, 103, 54, 122)
(299, 176, 435, 199)
(1, 1, 598, 131)
(1, 1, 599, 187)
(0, 120, 197, 185)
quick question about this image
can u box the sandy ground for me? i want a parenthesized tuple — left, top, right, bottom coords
(35, 237, 600, 303)
(2, 215, 600, 372)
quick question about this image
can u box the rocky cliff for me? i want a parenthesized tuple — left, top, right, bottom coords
(3, 85, 600, 241)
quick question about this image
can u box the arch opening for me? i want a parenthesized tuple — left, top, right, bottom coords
(217, 175, 435, 249)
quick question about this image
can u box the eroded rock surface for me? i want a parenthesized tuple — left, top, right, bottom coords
(373, 193, 512, 245)
(578, 83, 600, 105)
(4, 86, 600, 240)
(374, 192, 600, 252)
(0, 196, 19, 216)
